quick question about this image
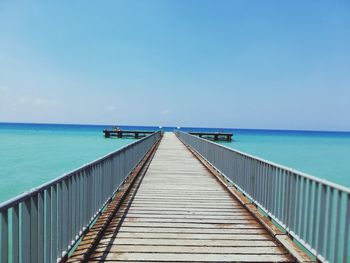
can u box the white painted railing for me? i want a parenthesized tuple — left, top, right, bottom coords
(176, 131, 350, 263)
(0, 131, 161, 263)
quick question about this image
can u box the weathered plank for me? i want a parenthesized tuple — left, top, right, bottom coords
(112, 232, 273, 240)
(94, 252, 294, 262)
(98, 238, 280, 247)
(123, 203, 240, 208)
(117, 227, 266, 234)
(117, 207, 246, 213)
(93, 245, 288, 254)
(110, 221, 264, 229)
(112, 217, 258, 224)
(115, 214, 252, 219)
(115, 211, 248, 217)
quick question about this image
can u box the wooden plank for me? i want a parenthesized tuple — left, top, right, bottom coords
(117, 227, 266, 234)
(118, 206, 244, 211)
(114, 217, 257, 224)
(116, 214, 252, 219)
(93, 244, 288, 254)
(136, 189, 224, 192)
(124, 203, 238, 207)
(132, 198, 235, 202)
(135, 193, 228, 197)
(134, 193, 231, 198)
(113, 222, 264, 229)
(135, 191, 227, 194)
(122, 198, 238, 203)
(123, 203, 238, 208)
(127, 202, 238, 207)
(115, 210, 247, 217)
(100, 252, 293, 262)
(120, 201, 238, 206)
(98, 238, 279, 247)
(113, 232, 273, 240)
(116, 209, 247, 215)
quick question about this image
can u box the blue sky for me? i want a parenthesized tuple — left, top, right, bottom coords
(0, 1, 349, 130)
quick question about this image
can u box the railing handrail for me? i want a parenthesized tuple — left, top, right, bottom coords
(0, 131, 162, 263)
(0, 132, 159, 211)
(175, 130, 350, 263)
(176, 131, 350, 194)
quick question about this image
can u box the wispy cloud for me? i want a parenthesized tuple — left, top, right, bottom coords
(161, 109, 170, 115)
(17, 97, 60, 106)
(0, 86, 8, 93)
(106, 106, 116, 111)
(18, 97, 30, 103)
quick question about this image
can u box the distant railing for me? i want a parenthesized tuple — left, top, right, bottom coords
(0, 131, 161, 263)
(175, 131, 350, 263)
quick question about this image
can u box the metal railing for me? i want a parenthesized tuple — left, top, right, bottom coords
(0, 131, 161, 263)
(175, 131, 350, 263)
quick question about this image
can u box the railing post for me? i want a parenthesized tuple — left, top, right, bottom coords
(12, 205, 20, 263)
(45, 189, 52, 263)
(51, 185, 58, 263)
(0, 209, 8, 263)
(30, 195, 39, 263)
(343, 194, 350, 263)
(21, 199, 30, 263)
(38, 191, 44, 262)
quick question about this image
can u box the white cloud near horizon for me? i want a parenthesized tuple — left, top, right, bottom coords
(161, 109, 170, 115)
(17, 97, 61, 106)
(106, 106, 116, 111)
(0, 86, 9, 92)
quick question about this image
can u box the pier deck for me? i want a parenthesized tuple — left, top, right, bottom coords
(189, 131, 233, 141)
(69, 133, 297, 262)
(103, 129, 155, 139)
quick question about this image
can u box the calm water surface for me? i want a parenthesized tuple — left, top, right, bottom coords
(1, 124, 349, 203)
(0, 123, 135, 202)
(218, 129, 350, 188)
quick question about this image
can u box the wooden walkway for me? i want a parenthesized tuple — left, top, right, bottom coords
(77, 133, 296, 262)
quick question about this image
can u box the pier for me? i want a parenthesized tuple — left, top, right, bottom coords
(0, 131, 348, 263)
(67, 133, 306, 262)
(103, 129, 155, 139)
(189, 131, 233, 141)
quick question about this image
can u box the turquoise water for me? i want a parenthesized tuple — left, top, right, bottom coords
(0, 123, 135, 203)
(1, 124, 349, 204)
(219, 130, 350, 188)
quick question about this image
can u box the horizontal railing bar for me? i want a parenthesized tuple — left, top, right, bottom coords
(0, 132, 158, 211)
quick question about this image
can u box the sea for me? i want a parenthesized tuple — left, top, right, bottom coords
(0, 122, 349, 203)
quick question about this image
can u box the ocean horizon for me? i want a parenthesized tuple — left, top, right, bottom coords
(1, 122, 349, 203)
(1, 121, 350, 133)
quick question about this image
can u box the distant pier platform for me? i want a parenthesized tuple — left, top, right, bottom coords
(189, 131, 233, 141)
(103, 129, 155, 139)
